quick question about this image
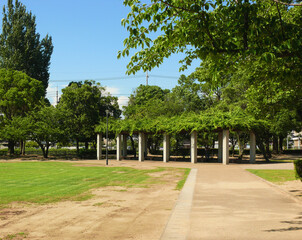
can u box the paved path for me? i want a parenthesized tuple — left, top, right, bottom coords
(160, 169, 197, 240)
(188, 164, 302, 240)
(74, 160, 302, 239)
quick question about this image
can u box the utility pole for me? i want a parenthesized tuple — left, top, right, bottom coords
(146, 71, 149, 86)
(56, 86, 59, 105)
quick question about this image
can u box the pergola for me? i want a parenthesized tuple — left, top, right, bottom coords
(95, 111, 264, 165)
(97, 129, 256, 165)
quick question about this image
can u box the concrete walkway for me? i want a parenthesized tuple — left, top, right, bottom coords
(161, 163, 302, 240)
(188, 164, 302, 240)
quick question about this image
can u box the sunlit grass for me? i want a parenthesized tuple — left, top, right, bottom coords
(0, 162, 188, 207)
(247, 169, 296, 183)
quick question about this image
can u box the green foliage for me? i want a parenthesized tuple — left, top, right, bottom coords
(117, 1, 301, 159)
(294, 160, 302, 181)
(0, 116, 31, 142)
(123, 84, 170, 119)
(0, 0, 53, 91)
(120, 1, 302, 75)
(58, 80, 121, 147)
(0, 69, 44, 120)
(28, 105, 68, 158)
(25, 141, 39, 148)
(97, 107, 268, 136)
(0, 69, 44, 154)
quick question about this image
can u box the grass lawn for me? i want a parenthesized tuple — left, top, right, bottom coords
(0, 162, 189, 207)
(247, 169, 297, 183)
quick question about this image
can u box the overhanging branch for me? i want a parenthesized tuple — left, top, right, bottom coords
(271, 0, 302, 6)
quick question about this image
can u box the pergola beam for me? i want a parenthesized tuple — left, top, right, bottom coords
(250, 132, 256, 163)
(163, 133, 170, 163)
(191, 131, 197, 164)
(116, 134, 122, 161)
(222, 129, 229, 165)
(97, 133, 102, 160)
(138, 132, 145, 162)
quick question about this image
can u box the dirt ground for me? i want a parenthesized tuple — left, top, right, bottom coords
(0, 161, 186, 240)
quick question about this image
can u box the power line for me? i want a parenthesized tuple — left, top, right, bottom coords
(48, 74, 180, 83)
(150, 74, 179, 79)
(146, 71, 149, 85)
(49, 75, 146, 83)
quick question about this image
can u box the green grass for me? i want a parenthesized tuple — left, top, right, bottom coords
(175, 168, 191, 190)
(0, 232, 28, 240)
(0, 162, 188, 207)
(247, 169, 297, 183)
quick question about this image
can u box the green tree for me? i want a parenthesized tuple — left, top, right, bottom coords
(0, 115, 31, 155)
(28, 105, 68, 158)
(0, 69, 44, 154)
(120, 1, 302, 76)
(58, 80, 121, 152)
(123, 84, 170, 119)
(0, 0, 53, 92)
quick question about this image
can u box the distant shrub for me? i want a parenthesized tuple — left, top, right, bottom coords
(26, 141, 39, 148)
(294, 160, 302, 181)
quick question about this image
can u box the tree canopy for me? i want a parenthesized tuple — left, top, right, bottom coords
(120, 0, 302, 77)
(0, 0, 53, 92)
(58, 80, 121, 151)
(116, 0, 302, 158)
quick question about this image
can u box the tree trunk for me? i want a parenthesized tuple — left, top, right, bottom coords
(258, 141, 270, 162)
(265, 137, 272, 158)
(22, 141, 26, 155)
(76, 140, 79, 153)
(85, 141, 89, 150)
(130, 136, 136, 158)
(39, 143, 46, 158)
(272, 135, 279, 154)
(20, 140, 23, 155)
(237, 133, 244, 160)
(279, 136, 284, 153)
(45, 143, 49, 158)
(8, 140, 15, 155)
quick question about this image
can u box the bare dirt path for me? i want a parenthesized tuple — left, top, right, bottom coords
(0, 160, 186, 240)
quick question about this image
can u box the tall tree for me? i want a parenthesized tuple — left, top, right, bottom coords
(29, 105, 68, 158)
(0, 69, 44, 154)
(119, 0, 302, 79)
(123, 84, 170, 119)
(58, 80, 121, 151)
(0, 0, 53, 92)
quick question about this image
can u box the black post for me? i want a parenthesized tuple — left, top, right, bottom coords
(106, 110, 109, 165)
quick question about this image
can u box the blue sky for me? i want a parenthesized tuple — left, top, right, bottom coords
(0, 0, 200, 107)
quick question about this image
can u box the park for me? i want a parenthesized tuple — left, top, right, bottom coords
(0, 0, 302, 239)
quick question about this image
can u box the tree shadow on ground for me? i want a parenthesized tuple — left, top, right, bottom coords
(264, 213, 302, 232)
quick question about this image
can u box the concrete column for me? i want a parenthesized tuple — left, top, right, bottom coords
(250, 132, 256, 164)
(116, 134, 122, 161)
(191, 131, 197, 164)
(222, 129, 229, 165)
(122, 134, 127, 158)
(138, 132, 145, 162)
(163, 133, 170, 163)
(97, 133, 102, 160)
(218, 132, 223, 163)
